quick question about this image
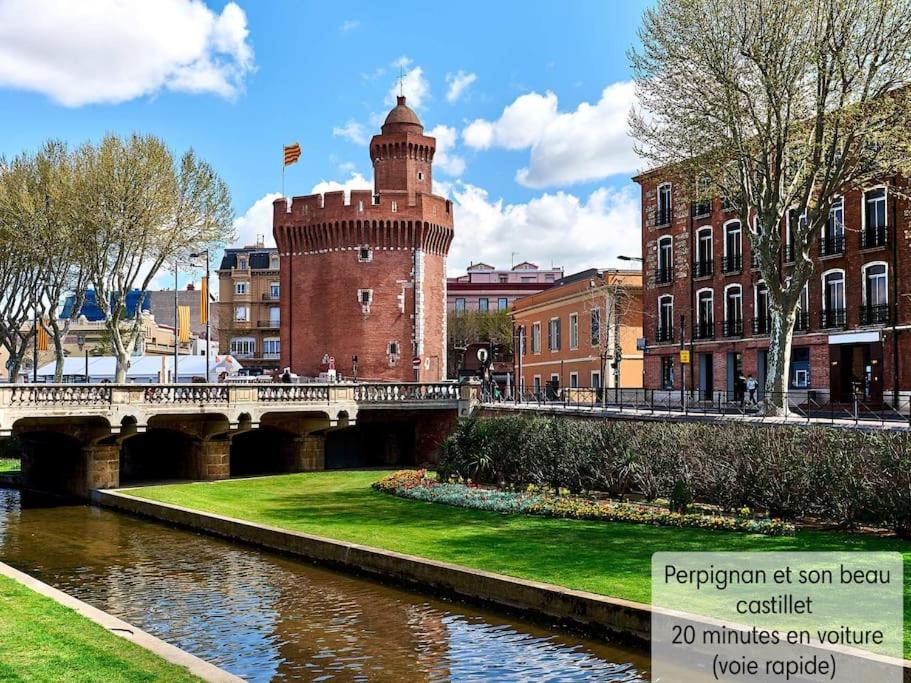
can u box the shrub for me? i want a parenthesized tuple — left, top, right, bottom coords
(438, 415, 911, 533)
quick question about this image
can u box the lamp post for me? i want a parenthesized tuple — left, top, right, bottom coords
(190, 249, 211, 382)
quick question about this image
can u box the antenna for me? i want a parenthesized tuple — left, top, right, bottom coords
(399, 64, 405, 97)
(511, 252, 518, 268)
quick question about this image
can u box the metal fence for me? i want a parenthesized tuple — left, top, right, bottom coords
(483, 385, 911, 427)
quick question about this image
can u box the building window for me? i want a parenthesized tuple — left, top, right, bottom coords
(533, 375, 541, 394)
(695, 227, 713, 277)
(234, 305, 248, 322)
(821, 270, 846, 328)
(263, 338, 280, 357)
(656, 183, 672, 225)
(657, 236, 673, 284)
(822, 198, 845, 256)
(269, 306, 280, 326)
(785, 209, 806, 262)
(358, 247, 373, 262)
(724, 285, 742, 337)
(497, 297, 508, 310)
(358, 289, 373, 312)
(570, 372, 579, 389)
(790, 347, 810, 389)
(478, 298, 489, 312)
(862, 262, 889, 324)
(230, 337, 255, 358)
(238, 256, 247, 270)
(270, 282, 280, 298)
(270, 255, 279, 269)
(391, 200, 398, 213)
(692, 176, 712, 217)
(498, 274, 508, 283)
(372, 194, 380, 205)
(658, 295, 674, 342)
(753, 282, 770, 334)
(696, 289, 714, 339)
(235, 281, 248, 295)
(357, 200, 364, 212)
(796, 283, 810, 331)
(591, 371, 601, 389)
(661, 356, 674, 390)
(547, 317, 561, 351)
(590, 308, 601, 346)
(722, 220, 742, 273)
(455, 298, 465, 313)
(417, 171, 424, 181)
(531, 322, 541, 354)
(569, 313, 579, 350)
(388, 341, 400, 357)
(862, 187, 887, 248)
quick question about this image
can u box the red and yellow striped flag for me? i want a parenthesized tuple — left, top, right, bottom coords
(177, 305, 191, 343)
(283, 143, 301, 166)
(36, 325, 49, 352)
(199, 276, 209, 325)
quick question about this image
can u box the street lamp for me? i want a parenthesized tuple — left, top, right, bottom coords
(189, 250, 211, 382)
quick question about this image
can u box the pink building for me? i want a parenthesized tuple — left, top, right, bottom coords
(447, 262, 562, 313)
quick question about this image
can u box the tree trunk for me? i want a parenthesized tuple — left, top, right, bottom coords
(6, 357, 22, 384)
(53, 343, 65, 383)
(114, 349, 129, 383)
(764, 307, 797, 416)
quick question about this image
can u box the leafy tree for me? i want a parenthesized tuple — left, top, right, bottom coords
(630, 0, 911, 413)
(447, 309, 514, 378)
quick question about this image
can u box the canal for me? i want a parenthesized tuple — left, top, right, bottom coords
(0, 488, 649, 681)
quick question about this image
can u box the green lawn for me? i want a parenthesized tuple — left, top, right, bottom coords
(127, 470, 911, 655)
(0, 458, 21, 473)
(0, 573, 199, 682)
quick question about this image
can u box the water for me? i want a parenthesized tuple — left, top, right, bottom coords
(0, 488, 649, 681)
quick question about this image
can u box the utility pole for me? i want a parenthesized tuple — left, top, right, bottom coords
(680, 313, 687, 409)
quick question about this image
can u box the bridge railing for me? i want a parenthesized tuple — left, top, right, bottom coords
(142, 385, 229, 404)
(354, 382, 459, 402)
(7, 385, 113, 406)
(257, 385, 330, 402)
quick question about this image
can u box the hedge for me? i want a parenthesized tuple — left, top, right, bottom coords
(438, 416, 911, 535)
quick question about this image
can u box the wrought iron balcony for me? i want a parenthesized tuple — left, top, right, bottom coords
(694, 320, 714, 340)
(860, 225, 887, 249)
(820, 235, 845, 257)
(860, 304, 892, 325)
(722, 319, 743, 337)
(257, 320, 281, 328)
(721, 254, 742, 274)
(693, 259, 714, 278)
(656, 326, 675, 343)
(655, 207, 673, 227)
(820, 308, 847, 329)
(655, 267, 673, 285)
(691, 200, 712, 218)
(794, 311, 809, 332)
(752, 315, 771, 336)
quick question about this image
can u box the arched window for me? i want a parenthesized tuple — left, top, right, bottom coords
(696, 289, 714, 339)
(657, 295, 674, 342)
(657, 236, 673, 284)
(695, 227, 713, 277)
(722, 220, 742, 273)
(724, 284, 743, 337)
(862, 262, 889, 324)
(753, 282, 770, 335)
(821, 197, 845, 256)
(862, 187, 887, 248)
(796, 283, 810, 331)
(821, 269, 846, 328)
(656, 183, 672, 226)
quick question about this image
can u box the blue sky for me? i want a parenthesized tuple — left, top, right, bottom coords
(0, 0, 650, 280)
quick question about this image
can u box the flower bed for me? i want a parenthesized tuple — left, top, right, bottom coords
(373, 470, 795, 536)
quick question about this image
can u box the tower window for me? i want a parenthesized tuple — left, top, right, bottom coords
(372, 194, 380, 205)
(358, 247, 372, 262)
(357, 200, 364, 212)
(391, 200, 398, 213)
(417, 171, 424, 181)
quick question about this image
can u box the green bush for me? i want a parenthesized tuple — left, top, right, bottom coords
(438, 416, 911, 533)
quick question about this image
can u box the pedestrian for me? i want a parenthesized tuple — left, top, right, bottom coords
(746, 374, 758, 405)
(737, 371, 747, 407)
(281, 367, 292, 383)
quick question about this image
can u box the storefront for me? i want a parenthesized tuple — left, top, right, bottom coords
(827, 331, 883, 404)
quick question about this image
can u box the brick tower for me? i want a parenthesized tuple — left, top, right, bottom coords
(274, 96, 454, 382)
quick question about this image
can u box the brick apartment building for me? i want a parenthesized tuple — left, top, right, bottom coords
(511, 269, 643, 394)
(634, 172, 911, 406)
(216, 239, 281, 375)
(273, 96, 452, 381)
(447, 262, 562, 313)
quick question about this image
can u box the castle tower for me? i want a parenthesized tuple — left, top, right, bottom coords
(273, 96, 454, 382)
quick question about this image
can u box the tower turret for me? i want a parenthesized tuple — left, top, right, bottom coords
(369, 96, 435, 202)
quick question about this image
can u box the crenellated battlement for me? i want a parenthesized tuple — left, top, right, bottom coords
(273, 190, 452, 223)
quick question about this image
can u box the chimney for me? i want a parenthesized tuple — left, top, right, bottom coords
(186, 283, 195, 291)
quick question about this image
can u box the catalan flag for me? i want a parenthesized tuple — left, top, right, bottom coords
(177, 305, 191, 343)
(36, 324, 49, 352)
(199, 276, 209, 325)
(283, 142, 301, 166)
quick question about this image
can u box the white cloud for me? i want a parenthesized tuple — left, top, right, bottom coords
(462, 82, 640, 188)
(386, 57, 430, 109)
(427, 125, 465, 177)
(0, 0, 254, 106)
(339, 19, 360, 32)
(232, 192, 281, 249)
(332, 120, 369, 145)
(445, 70, 477, 103)
(447, 182, 641, 276)
(310, 172, 371, 202)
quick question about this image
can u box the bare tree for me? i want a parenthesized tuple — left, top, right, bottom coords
(630, 0, 911, 413)
(81, 134, 234, 382)
(585, 270, 637, 397)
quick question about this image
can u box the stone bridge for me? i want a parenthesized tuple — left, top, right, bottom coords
(0, 382, 476, 498)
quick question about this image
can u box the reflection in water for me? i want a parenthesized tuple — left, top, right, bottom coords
(0, 488, 648, 681)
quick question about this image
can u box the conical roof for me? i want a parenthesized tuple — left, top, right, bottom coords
(381, 95, 423, 133)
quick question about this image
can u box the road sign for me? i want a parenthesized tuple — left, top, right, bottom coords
(412, 356, 422, 369)
(679, 350, 691, 364)
(477, 347, 489, 363)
